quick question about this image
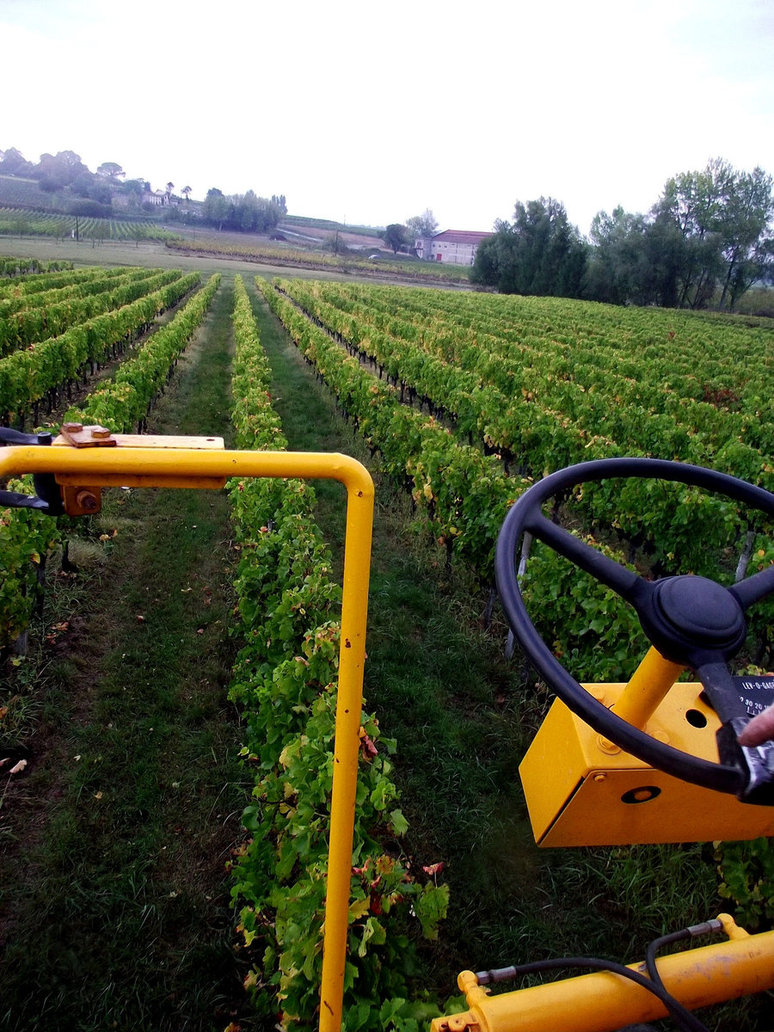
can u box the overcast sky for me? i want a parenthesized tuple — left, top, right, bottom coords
(1, 0, 772, 236)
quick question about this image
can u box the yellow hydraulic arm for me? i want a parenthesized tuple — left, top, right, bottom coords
(431, 914, 774, 1032)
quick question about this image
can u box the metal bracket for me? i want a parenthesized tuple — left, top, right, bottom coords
(0, 428, 63, 515)
(58, 422, 117, 448)
(2, 425, 227, 516)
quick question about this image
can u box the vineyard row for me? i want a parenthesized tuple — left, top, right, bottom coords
(227, 275, 446, 1029)
(278, 279, 773, 484)
(0, 266, 156, 320)
(0, 207, 176, 241)
(0, 268, 187, 354)
(0, 257, 73, 278)
(0, 271, 201, 426)
(0, 273, 219, 652)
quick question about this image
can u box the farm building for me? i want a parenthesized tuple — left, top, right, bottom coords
(414, 229, 493, 265)
(143, 187, 175, 207)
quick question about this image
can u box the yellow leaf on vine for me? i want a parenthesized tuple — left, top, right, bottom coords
(348, 897, 371, 922)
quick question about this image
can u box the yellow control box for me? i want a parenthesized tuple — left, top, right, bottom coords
(520, 683, 774, 846)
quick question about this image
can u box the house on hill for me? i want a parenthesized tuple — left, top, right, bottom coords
(143, 186, 178, 207)
(414, 229, 493, 266)
(143, 187, 168, 207)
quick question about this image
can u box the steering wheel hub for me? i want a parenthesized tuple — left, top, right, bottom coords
(654, 576, 745, 650)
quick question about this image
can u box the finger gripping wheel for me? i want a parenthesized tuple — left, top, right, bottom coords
(495, 458, 774, 802)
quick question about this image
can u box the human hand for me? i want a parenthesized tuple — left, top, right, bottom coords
(738, 702, 774, 747)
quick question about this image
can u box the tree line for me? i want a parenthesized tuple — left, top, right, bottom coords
(0, 147, 128, 215)
(0, 146, 287, 233)
(472, 159, 773, 312)
(201, 188, 286, 233)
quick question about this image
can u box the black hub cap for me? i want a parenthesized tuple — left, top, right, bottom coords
(650, 576, 747, 656)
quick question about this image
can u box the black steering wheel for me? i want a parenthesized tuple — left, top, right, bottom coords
(495, 457, 774, 804)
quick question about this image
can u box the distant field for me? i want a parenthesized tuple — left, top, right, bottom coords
(0, 174, 75, 211)
(166, 234, 473, 284)
(0, 177, 469, 283)
(0, 235, 426, 288)
(0, 175, 164, 222)
(1, 253, 773, 1030)
(0, 206, 177, 242)
(280, 213, 385, 242)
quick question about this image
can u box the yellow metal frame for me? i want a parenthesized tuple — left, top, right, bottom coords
(0, 434, 373, 1032)
(519, 684, 774, 845)
(431, 914, 774, 1032)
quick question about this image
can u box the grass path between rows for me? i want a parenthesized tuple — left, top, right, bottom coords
(1, 275, 257, 1031)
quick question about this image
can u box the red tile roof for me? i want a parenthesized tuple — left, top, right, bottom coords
(432, 230, 493, 244)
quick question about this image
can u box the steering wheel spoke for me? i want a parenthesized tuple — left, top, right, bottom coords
(529, 513, 643, 602)
(694, 660, 749, 724)
(730, 564, 774, 612)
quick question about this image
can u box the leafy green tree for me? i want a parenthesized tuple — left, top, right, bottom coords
(253, 195, 284, 231)
(97, 162, 125, 180)
(90, 180, 113, 206)
(203, 187, 229, 230)
(384, 223, 408, 253)
(406, 209, 438, 239)
(123, 179, 145, 203)
(69, 171, 112, 206)
(587, 206, 688, 307)
(181, 185, 192, 202)
(471, 198, 587, 297)
(230, 191, 283, 232)
(68, 198, 111, 218)
(641, 212, 689, 308)
(34, 150, 88, 190)
(72, 172, 96, 198)
(716, 165, 774, 310)
(652, 160, 727, 308)
(587, 207, 646, 304)
(0, 147, 34, 176)
(585, 160, 773, 311)
(651, 158, 774, 310)
(468, 230, 500, 284)
(236, 189, 258, 230)
(201, 188, 284, 233)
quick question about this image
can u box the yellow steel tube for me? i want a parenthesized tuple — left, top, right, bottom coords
(0, 442, 364, 487)
(611, 645, 685, 730)
(0, 445, 374, 1032)
(319, 460, 374, 1032)
(432, 925, 774, 1032)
